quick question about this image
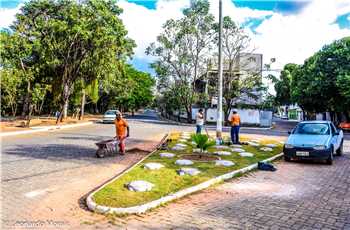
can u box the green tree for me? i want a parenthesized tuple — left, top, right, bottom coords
(0, 69, 23, 116)
(213, 16, 263, 121)
(290, 37, 350, 121)
(9, 0, 134, 122)
(147, 0, 215, 123)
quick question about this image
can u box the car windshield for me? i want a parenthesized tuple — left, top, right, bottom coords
(293, 123, 330, 135)
(105, 111, 116, 115)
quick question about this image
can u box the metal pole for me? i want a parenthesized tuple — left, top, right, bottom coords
(216, 0, 223, 142)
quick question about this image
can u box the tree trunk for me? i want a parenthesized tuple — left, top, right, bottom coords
(186, 106, 192, 124)
(22, 80, 31, 117)
(25, 104, 34, 128)
(79, 88, 86, 120)
(62, 83, 70, 120)
(57, 82, 71, 124)
(11, 102, 17, 117)
(38, 93, 46, 115)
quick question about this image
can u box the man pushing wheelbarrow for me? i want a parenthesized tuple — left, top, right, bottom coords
(95, 110, 129, 158)
(114, 111, 129, 155)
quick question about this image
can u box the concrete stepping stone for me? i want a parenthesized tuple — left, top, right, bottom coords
(175, 143, 187, 147)
(178, 139, 188, 143)
(192, 148, 201, 153)
(215, 145, 230, 149)
(239, 152, 254, 157)
(126, 180, 154, 192)
(172, 145, 186, 151)
(260, 147, 273, 152)
(160, 152, 175, 158)
(215, 160, 235, 167)
(215, 151, 231, 156)
(231, 148, 245, 153)
(265, 144, 277, 148)
(247, 141, 260, 147)
(175, 159, 194, 166)
(144, 162, 164, 170)
(178, 167, 200, 176)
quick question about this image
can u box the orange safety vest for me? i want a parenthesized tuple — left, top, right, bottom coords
(231, 114, 240, 126)
(115, 118, 128, 137)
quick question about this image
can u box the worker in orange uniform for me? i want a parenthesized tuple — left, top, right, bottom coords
(230, 110, 241, 144)
(114, 111, 129, 155)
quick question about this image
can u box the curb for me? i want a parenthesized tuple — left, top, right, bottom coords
(0, 122, 93, 137)
(86, 152, 283, 215)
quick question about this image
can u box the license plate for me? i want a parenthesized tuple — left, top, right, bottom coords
(296, 151, 309, 156)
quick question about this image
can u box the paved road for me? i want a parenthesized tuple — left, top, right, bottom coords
(1, 112, 192, 229)
(2, 113, 350, 229)
(100, 141, 350, 230)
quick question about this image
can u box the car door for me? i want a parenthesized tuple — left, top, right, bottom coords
(330, 123, 340, 150)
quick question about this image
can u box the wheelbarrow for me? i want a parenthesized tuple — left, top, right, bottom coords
(95, 138, 119, 158)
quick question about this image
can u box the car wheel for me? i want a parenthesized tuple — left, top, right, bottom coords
(326, 147, 333, 165)
(284, 156, 291, 162)
(336, 139, 344, 156)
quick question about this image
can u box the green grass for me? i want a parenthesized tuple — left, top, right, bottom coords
(93, 133, 283, 208)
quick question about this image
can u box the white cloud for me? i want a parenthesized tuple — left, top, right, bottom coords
(1, 0, 349, 75)
(120, 0, 349, 72)
(347, 14, 350, 21)
(0, 5, 22, 28)
(118, 0, 190, 61)
(252, 0, 350, 70)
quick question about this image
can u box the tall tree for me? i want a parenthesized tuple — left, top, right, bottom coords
(9, 0, 134, 122)
(290, 37, 350, 121)
(147, 0, 214, 123)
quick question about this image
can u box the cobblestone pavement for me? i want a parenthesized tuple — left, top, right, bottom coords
(1, 114, 192, 229)
(2, 114, 350, 230)
(80, 140, 350, 230)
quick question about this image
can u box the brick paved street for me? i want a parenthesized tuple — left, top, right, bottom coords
(2, 113, 350, 229)
(1, 113, 192, 229)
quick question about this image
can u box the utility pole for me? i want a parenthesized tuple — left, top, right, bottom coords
(216, 0, 223, 142)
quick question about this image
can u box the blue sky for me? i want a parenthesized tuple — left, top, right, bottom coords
(1, 0, 350, 74)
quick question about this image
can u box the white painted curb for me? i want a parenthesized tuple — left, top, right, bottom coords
(0, 122, 93, 137)
(86, 152, 283, 215)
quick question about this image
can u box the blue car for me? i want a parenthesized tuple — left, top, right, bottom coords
(283, 121, 344, 164)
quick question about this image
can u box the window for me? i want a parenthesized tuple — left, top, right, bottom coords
(330, 123, 336, 135)
(293, 123, 330, 135)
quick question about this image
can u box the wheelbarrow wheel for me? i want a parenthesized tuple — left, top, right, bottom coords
(96, 149, 106, 158)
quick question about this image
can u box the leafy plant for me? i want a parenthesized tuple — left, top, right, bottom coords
(191, 134, 215, 153)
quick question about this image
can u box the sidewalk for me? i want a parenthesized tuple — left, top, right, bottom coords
(0, 121, 94, 137)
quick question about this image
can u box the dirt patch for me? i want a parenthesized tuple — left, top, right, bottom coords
(180, 154, 220, 162)
(126, 148, 150, 154)
(0, 114, 102, 132)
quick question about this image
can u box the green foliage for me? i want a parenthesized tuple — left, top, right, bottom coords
(0, 0, 135, 118)
(191, 134, 215, 153)
(275, 37, 350, 120)
(99, 65, 155, 111)
(147, 0, 215, 122)
(0, 69, 23, 116)
(274, 63, 299, 106)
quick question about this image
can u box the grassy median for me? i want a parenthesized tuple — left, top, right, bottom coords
(93, 133, 283, 208)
